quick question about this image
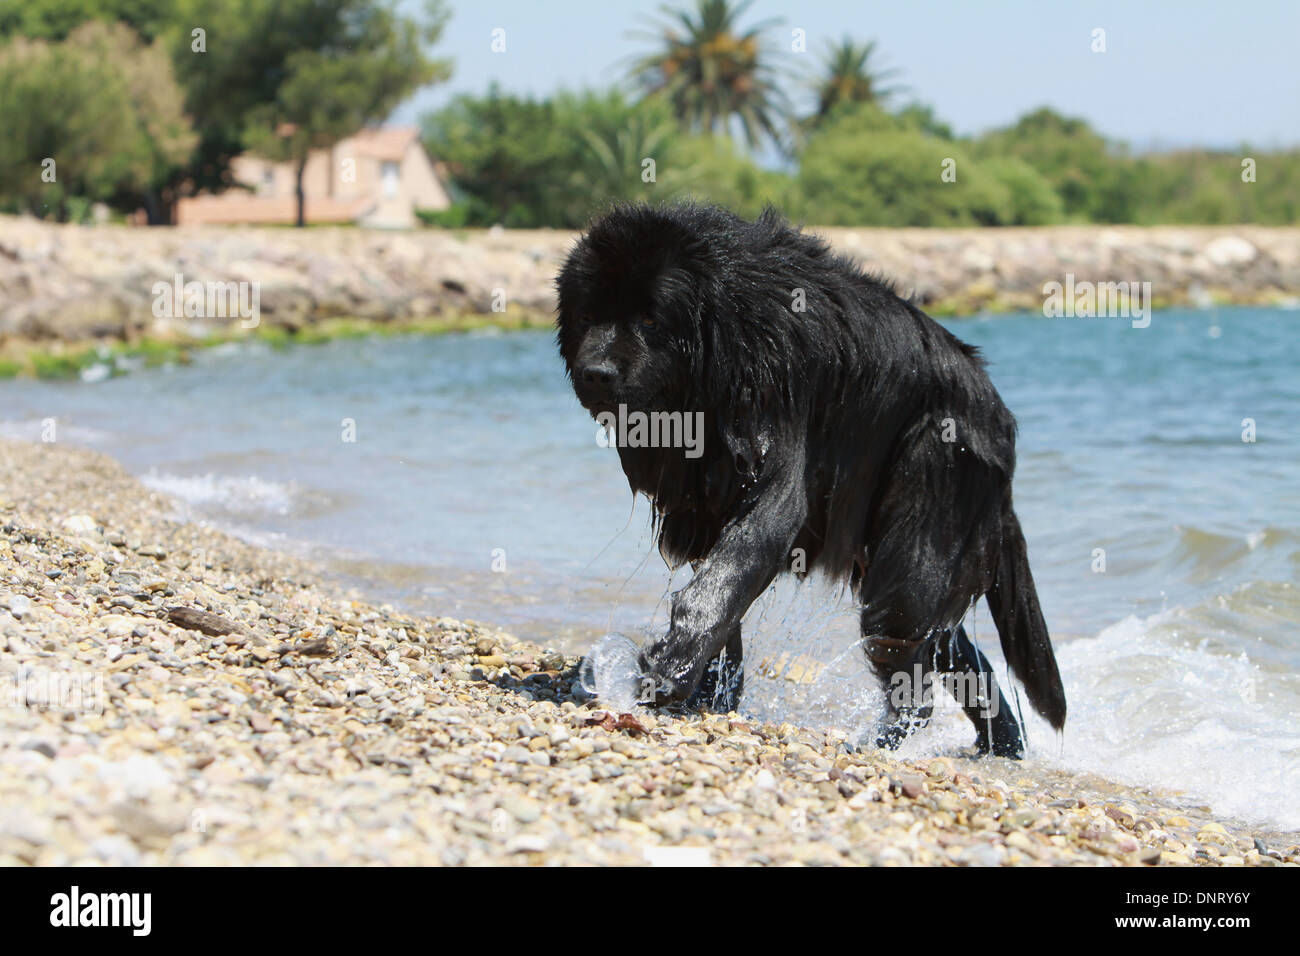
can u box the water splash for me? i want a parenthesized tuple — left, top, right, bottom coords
(579, 632, 646, 712)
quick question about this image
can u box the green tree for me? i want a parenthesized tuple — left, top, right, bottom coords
(568, 93, 681, 219)
(659, 134, 798, 219)
(425, 89, 687, 228)
(798, 103, 1024, 226)
(810, 37, 902, 123)
(0, 22, 193, 220)
(67, 21, 196, 221)
(1125, 149, 1300, 224)
(242, 0, 450, 226)
(0, 0, 170, 41)
(894, 102, 953, 140)
(973, 107, 1131, 221)
(979, 157, 1064, 225)
(424, 88, 580, 228)
(629, 0, 788, 150)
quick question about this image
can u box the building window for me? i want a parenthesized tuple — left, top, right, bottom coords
(381, 161, 399, 199)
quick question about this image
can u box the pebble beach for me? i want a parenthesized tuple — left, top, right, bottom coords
(2, 438, 1296, 867)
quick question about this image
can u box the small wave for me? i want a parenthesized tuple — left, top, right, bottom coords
(140, 469, 299, 517)
(729, 578, 1300, 829)
(1171, 524, 1299, 580)
(1028, 611, 1300, 830)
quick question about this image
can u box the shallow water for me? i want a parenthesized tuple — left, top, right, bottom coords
(2, 306, 1297, 828)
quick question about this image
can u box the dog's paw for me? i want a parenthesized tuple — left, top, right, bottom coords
(636, 648, 707, 708)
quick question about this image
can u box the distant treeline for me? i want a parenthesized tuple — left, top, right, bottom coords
(423, 0, 1297, 229)
(423, 90, 1300, 229)
(1, 0, 1295, 228)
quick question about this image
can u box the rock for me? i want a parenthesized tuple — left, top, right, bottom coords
(1104, 805, 1135, 828)
(505, 834, 551, 854)
(1204, 236, 1257, 267)
(502, 797, 542, 824)
(90, 834, 141, 866)
(1004, 831, 1036, 854)
(248, 713, 273, 733)
(166, 606, 248, 637)
(110, 802, 183, 840)
(1197, 823, 1232, 844)
(893, 775, 925, 799)
(102, 612, 136, 636)
(955, 843, 1005, 867)
(1006, 808, 1042, 829)
(62, 514, 98, 536)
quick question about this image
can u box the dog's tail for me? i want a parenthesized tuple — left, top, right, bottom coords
(985, 507, 1067, 730)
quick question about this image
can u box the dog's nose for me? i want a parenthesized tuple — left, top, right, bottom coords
(580, 362, 619, 387)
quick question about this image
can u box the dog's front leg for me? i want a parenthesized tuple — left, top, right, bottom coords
(640, 472, 807, 705)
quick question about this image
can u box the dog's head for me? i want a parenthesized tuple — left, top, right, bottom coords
(555, 203, 729, 416)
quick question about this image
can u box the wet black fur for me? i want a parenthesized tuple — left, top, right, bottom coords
(556, 202, 1066, 756)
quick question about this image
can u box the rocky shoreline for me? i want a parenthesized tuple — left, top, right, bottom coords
(1, 217, 1298, 357)
(1, 439, 1296, 866)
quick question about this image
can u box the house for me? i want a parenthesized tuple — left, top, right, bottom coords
(175, 127, 452, 228)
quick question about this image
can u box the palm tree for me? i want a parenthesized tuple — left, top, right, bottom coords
(572, 104, 680, 210)
(812, 37, 903, 122)
(628, 0, 788, 150)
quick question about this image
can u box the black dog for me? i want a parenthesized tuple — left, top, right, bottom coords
(556, 202, 1065, 757)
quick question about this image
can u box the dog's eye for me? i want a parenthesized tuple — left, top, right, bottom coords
(640, 317, 657, 329)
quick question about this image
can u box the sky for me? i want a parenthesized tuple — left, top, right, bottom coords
(392, 0, 1300, 154)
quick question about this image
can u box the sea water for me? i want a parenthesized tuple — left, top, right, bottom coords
(3, 306, 1297, 828)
